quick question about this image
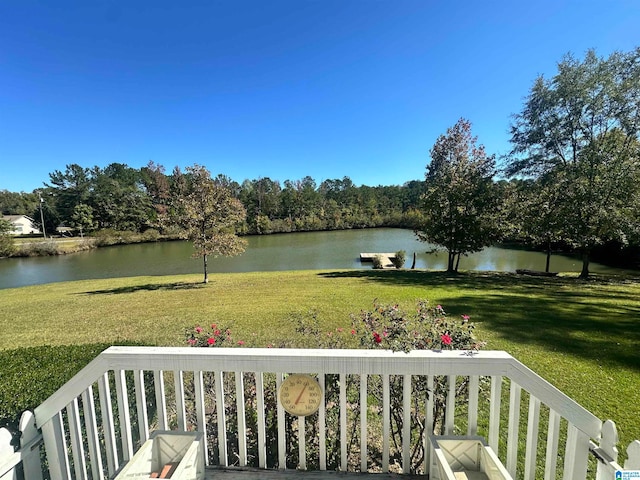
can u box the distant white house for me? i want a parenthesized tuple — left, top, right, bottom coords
(1, 215, 41, 235)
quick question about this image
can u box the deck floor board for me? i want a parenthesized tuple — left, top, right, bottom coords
(205, 467, 424, 480)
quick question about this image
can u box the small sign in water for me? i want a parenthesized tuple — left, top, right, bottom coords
(617, 471, 640, 479)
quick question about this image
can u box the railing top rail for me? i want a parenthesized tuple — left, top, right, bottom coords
(34, 350, 109, 428)
(34, 346, 601, 438)
(101, 346, 515, 374)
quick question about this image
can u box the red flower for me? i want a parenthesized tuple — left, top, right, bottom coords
(237, 340, 245, 345)
(195, 326, 203, 334)
(207, 337, 216, 345)
(441, 334, 452, 345)
(373, 332, 382, 344)
(350, 329, 356, 335)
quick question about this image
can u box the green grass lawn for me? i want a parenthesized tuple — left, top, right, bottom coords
(1, 269, 639, 450)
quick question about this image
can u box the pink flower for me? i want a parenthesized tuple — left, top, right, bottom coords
(211, 323, 217, 329)
(436, 305, 443, 311)
(195, 326, 203, 334)
(207, 337, 216, 345)
(237, 340, 245, 345)
(350, 329, 356, 335)
(337, 328, 343, 333)
(441, 334, 452, 345)
(187, 338, 197, 346)
(461, 314, 470, 322)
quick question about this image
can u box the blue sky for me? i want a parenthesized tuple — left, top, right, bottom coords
(1, 1, 638, 193)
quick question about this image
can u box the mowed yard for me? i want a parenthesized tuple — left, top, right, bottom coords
(1, 269, 639, 450)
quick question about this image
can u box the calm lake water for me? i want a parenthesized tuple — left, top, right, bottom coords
(0, 228, 623, 289)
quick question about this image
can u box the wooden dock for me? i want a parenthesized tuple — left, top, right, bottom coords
(359, 253, 396, 269)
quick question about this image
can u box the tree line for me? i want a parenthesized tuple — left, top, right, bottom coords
(0, 164, 426, 236)
(2, 47, 639, 278)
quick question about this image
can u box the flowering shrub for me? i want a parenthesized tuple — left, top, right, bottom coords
(351, 300, 484, 353)
(182, 300, 485, 473)
(185, 323, 237, 347)
(349, 300, 485, 470)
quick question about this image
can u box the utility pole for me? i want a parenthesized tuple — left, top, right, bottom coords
(38, 192, 47, 239)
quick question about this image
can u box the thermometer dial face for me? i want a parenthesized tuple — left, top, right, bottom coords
(278, 374, 322, 416)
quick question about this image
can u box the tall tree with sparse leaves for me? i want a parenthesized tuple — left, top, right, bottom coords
(416, 118, 499, 272)
(175, 165, 247, 283)
(507, 48, 640, 277)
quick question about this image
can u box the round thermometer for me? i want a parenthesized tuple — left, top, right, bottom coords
(278, 374, 322, 416)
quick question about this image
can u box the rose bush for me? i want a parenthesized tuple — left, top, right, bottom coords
(183, 299, 485, 472)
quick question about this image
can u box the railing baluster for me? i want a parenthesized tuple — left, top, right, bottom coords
(41, 412, 71, 480)
(133, 369, 149, 441)
(544, 409, 561, 480)
(445, 375, 455, 434)
(524, 395, 541, 480)
(276, 373, 286, 469)
(215, 370, 228, 466)
(235, 371, 247, 466)
(489, 375, 502, 452)
(81, 386, 104, 480)
(318, 374, 327, 470)
(174, 370, 186, 431)
(98, 372, 118, 475)
(624, 440, 640, 470)
(299, 415, 306, 470)
(255, 372, 267, 469)
(595, 420, 619, 480)
(382, 374, 390, 472)
(66, 398, 87, 480)
(468, 375, 479, 435)
(424, 375, 434, 473)
(115, 370, 133, 462)
(563, 424, 590, 480)
(153, 370, 167, 430)
(194, 371, 209, 465)
(506, 381, 522, 477)
(360, 373, 368, 473)
(340, 373, 347, 471)
(403, 374, 411, 474)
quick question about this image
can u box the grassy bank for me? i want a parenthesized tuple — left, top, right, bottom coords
(9, 229, 181, 257)
(1, 269, 639, 449)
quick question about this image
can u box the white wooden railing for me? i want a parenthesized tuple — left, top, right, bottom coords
(0, 347, 635, 480)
